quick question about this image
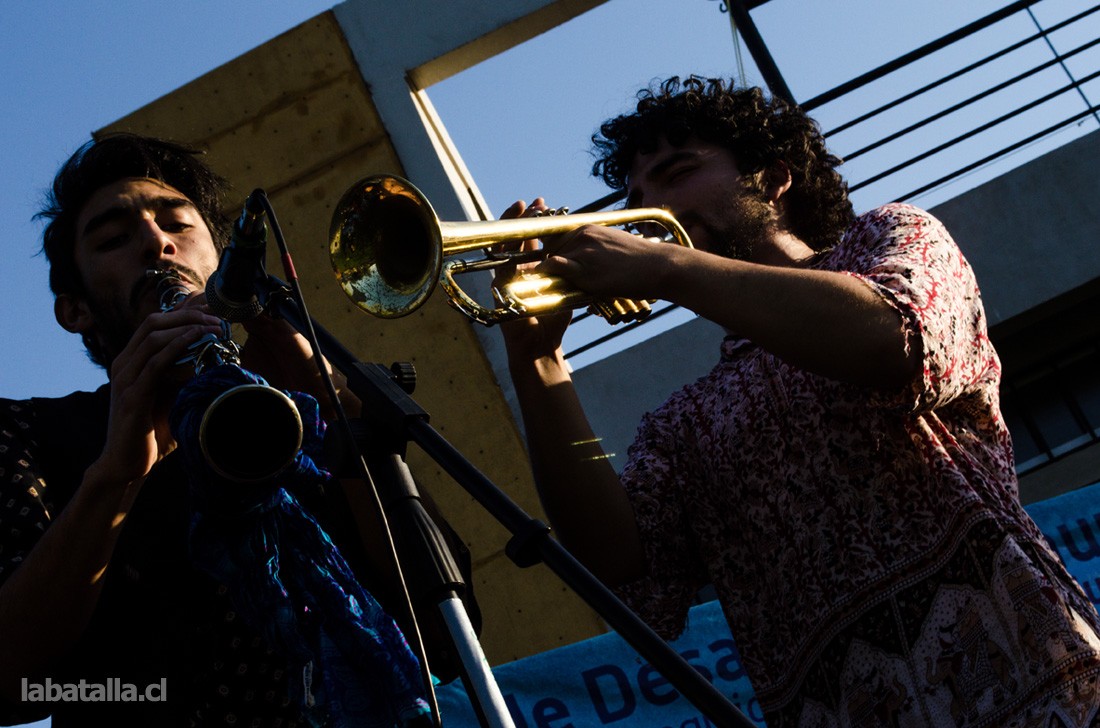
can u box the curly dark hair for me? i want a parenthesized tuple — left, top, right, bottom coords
(36, 133, 231, 367)
(592, 76, 854, 251)
(38, 132, 231, 299)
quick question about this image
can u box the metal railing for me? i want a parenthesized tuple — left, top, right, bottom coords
(1001, 336, 1100, 473)
(801, 1, 1100, 201)
(564, 0, 1100, 369)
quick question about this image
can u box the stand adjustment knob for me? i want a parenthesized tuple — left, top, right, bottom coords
(389, 361, 417, 394)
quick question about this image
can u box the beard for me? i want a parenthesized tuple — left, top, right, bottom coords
(692, 188, 776, 262)
(82, 262, 208, 368)
(84, 298, 138, 367)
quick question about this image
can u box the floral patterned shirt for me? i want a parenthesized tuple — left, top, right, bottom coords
(615, 204, 1100, 727)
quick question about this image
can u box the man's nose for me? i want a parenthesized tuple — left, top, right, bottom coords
(139, 219, 177, 261)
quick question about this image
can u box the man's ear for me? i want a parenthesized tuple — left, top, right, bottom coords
(55, 293, 94, 334)
(764, 161, 792, 204)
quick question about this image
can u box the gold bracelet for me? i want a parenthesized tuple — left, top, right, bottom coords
(569, 436, 615, 462)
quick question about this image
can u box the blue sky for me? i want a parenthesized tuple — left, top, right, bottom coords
(1, 2, 335, 398)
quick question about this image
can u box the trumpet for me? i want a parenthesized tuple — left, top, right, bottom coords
(152, 269, 303, 484)
(329, 175, 692, 326)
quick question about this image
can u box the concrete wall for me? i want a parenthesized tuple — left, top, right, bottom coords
(929, 129, 1100, 327)
(573, 317, 725, 471)
(332, 0, 609, 421)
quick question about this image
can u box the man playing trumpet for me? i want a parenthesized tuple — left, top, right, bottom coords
(501, 76, 1100, 727)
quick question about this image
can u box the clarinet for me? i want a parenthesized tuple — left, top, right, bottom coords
(149, 268, 304, 484)
(149, 268, 243, 373)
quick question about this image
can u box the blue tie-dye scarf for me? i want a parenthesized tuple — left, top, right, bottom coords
(170, 364, 431, 727)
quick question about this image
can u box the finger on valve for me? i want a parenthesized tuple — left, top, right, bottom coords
(589, 297, 652, 325)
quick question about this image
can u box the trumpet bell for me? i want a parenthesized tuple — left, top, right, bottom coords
(330, 176, 443, 319)
(329, 173, 692, 325)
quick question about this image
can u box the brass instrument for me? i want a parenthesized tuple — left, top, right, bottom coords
(328, 175, 692, 326)
(151, 269, 303, 483)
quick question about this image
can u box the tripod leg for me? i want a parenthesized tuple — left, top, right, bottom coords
(371, 451, 515, 728)
(438, 596, 515, 728)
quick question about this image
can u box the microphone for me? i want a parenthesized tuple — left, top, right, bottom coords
(206, 189, 269, 322)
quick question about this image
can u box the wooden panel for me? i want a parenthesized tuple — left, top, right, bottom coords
(102, 11, 605, 663)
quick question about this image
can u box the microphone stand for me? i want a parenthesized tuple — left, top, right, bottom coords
(334, 374, 513, 728)
(266, 285, 753, 728)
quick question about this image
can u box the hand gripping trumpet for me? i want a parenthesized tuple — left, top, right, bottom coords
(329, 175, 693, 326)
(150, 268, 303, 484)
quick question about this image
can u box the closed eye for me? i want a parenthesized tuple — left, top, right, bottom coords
(95, 233, 129, 251)
(664, 163, 697, 185)
(158, 222, 193, 233)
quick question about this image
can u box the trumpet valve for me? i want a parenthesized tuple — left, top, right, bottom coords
(589, 297, 653, 325)
(496, 273, 569, 315)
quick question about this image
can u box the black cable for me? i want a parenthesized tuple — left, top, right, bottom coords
(1027, 6, 1100, 127)
(258, 192, 444, 727)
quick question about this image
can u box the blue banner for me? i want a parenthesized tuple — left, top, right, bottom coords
(436, 599, 761, 728)
(436, 482, 1100, 727)
(1025, 481, 1100, 606)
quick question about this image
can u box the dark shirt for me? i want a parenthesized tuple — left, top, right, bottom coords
(0, 386, 474, 727)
